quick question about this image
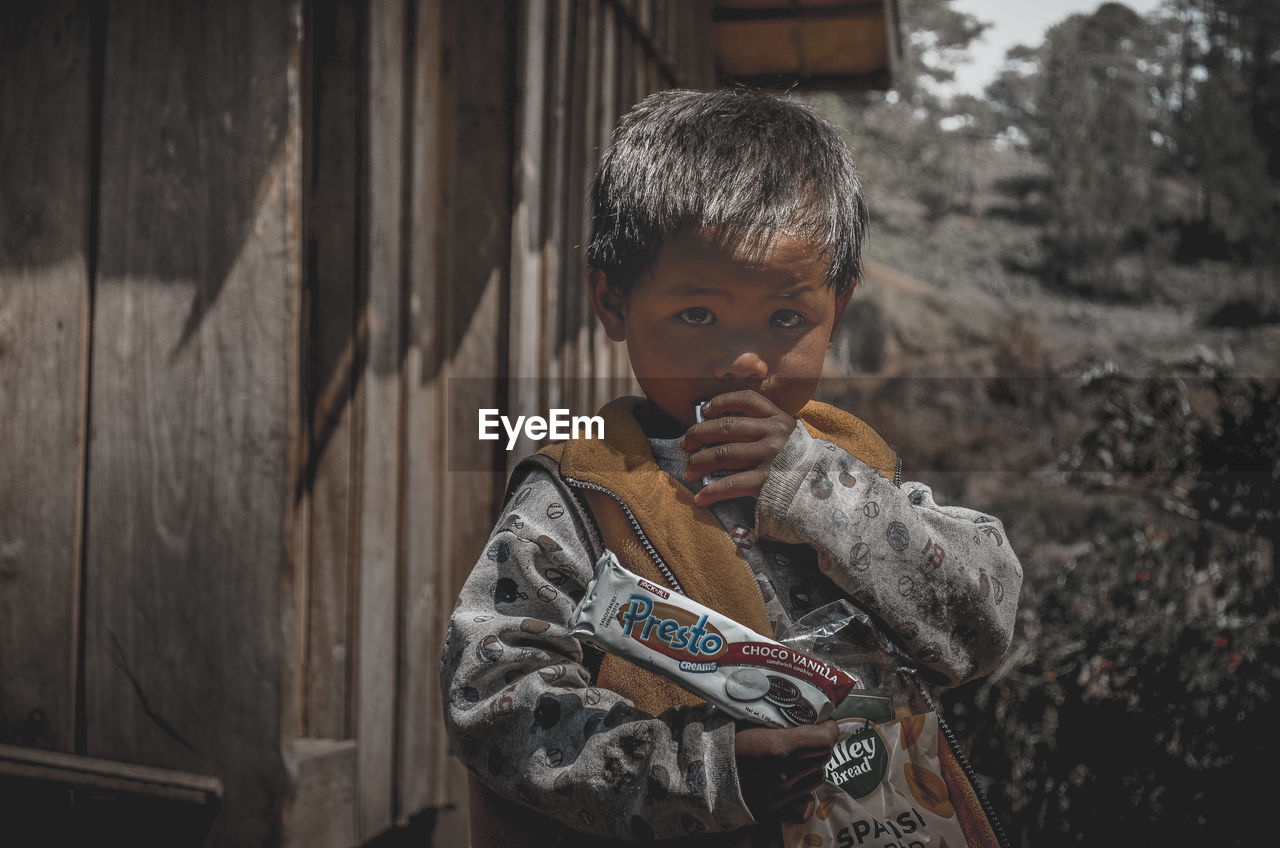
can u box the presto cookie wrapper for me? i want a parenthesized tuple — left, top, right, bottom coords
(568, 551, 858, 727)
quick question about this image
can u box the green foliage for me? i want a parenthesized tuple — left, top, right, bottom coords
(952, 516, 1276, 844)
(943, 368, 1280, 844)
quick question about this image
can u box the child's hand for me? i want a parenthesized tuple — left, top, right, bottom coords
(682, 390, 797, 507)
(735, 720, 837, 823)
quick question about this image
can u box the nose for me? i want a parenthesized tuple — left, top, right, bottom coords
(717, 348, 768, 382)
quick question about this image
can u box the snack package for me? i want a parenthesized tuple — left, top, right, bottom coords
(569, 551, 858, 728)
(787, 709, 973, 848)
(777, 603, 977, 848)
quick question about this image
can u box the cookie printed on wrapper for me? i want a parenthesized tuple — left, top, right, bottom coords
(765, 675, 802, 707)
(725, 668, 771, 702)
(780, 700, 817, 725)
(904, 762, 955, 818)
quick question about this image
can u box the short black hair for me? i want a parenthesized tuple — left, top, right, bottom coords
(587, 88, 868, 296)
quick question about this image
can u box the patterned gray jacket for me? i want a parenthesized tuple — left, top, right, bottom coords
(439, 420, 1023, 841)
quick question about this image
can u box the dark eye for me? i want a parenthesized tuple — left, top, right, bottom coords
(771, 310, 807, 329)
(678, 307, 716, 326)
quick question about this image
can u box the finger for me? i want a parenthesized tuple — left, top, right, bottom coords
(735, 721, 839, 762)
(702, 390, 785, 419)
(794, 720, 840, 754)
(684, 441, 772, 476)
(681, 415, 776, 450)
(786, 762, 830, 795)
(692, 469, 769, 506)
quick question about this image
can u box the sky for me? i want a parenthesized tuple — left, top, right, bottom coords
(945, 0, 1167, 97)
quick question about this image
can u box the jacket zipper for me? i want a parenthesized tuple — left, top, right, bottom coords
(893, 455, 903, 487)
(562, 475, 687, 596)
(916, 683, 1013, 848)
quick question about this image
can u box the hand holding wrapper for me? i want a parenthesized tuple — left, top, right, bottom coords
(568, 551, 858, 728)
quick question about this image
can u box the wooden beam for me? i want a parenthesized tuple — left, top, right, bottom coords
(354, 0, 407, 838)
(712, 3, 882, 24)
(716, 69, 892, 89)
(302, 0, 364, 745)
(0, 743, 221, 807)
(82, 3, 301, 846)
(286, 739, 357, 848)
(0, 0, 92, 758)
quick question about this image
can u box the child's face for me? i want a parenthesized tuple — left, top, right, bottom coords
(590, 228, 851, 428)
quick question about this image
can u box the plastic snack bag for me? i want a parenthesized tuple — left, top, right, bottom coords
(777, 602, 1006, 848)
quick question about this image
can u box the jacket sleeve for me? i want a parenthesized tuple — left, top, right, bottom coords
(755, 423, 1024, 686)
(439, 468, 756, 841)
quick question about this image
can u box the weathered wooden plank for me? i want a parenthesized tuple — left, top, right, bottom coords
(674, 0, 695, 85)
(396, 0, 448, 821)
(82, 4, 301, 847)
(572, 0, 602, 409)
(404, 0, 514, 835)
(440, 0, 511, 588)
(0, 743, 222, 806)
(0, 0, 91, 757)
(440, 0, 511, 508)
(596, 0, 629, 403)
(506, 0, 551, 471)
(354, 0, 407, 838)
(303, 0, 364, 743)
(544, 0, 572, 409)
(287, 739, 357, 848)
(636, 0, 653, 41)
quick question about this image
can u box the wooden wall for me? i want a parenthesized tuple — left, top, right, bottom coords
(290, 2, 718, 842)
(0, 1, 717, 846)
(507, 0, 716, 463)
(2, 2, 302, 847)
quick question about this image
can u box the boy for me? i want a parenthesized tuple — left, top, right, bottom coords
(440, 89, 1022, 846)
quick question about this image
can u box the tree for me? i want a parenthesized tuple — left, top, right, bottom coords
(987, 3, 1167, 289)
(1156, 0, 1280, 261)
(813, 0, 995, 223)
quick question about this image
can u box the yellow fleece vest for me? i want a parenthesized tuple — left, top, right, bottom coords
(470, 397, 1001, 848)
(539, 396, 897, 717)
